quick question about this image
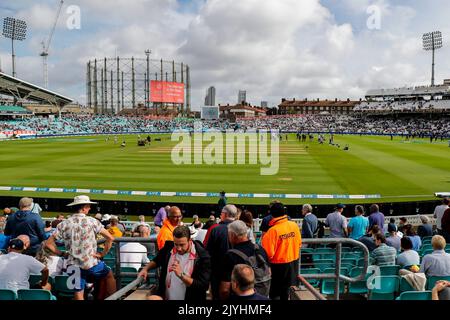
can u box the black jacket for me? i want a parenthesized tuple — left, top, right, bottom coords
(206, 220, 233, 275)
(153, 240, 211, 301)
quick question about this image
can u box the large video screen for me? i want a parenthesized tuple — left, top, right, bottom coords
(150, 80, 185, 104)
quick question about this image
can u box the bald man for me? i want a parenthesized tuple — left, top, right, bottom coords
(230, 264, 269, 301)
(157, 206, 182, 250)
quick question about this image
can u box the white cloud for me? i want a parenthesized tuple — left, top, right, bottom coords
(1, 0, 450, 109)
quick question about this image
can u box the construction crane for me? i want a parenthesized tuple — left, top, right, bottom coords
(40, 0, 64, 88)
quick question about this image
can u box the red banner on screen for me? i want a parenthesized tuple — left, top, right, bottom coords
(150, 81, 185, 104)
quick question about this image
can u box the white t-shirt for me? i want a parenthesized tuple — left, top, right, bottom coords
(47, 256, 63, 277)
(194, 229, 207, 243)
(120, 242, 150, 271)
(0, 252, 45, 292)
(165, 252, 189, 300)
(434, 205, 449, 230)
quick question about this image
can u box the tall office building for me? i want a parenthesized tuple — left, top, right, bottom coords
(204, 86, 216, 106)
(260, 101, 268, 108)
(238, 90, 246, 104)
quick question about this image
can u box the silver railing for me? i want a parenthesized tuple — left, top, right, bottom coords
(296, 238, 370, 301)
(97, 236, 158, 300)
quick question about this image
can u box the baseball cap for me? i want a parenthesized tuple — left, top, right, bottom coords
(388, 223, 398, 233)
(336, 203, 346, 209)
(9, 238, 24, 250)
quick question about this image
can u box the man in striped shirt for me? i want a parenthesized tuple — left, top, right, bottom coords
(372, 233, 397, 266)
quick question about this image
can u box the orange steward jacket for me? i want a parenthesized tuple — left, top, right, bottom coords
(261, 215, 301, 264)
(157, 219, 176, 250)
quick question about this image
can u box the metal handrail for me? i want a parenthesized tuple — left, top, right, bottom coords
(105, 276, 145, 300)
(298, 238, 370, 300)
(97, 237, 157, 291)
(296, 275, 327, 300)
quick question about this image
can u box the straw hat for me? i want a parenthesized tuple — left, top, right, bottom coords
(67, 195, 97, 207)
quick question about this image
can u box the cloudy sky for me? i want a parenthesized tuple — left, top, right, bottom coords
(1, 0, 450, 109)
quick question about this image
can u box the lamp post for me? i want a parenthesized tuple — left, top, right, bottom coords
(2, 17, 27, 78)
(145, 49, 151, 109)
(423, 31, 443, 87)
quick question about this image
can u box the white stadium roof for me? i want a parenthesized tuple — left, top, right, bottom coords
(0, 72, 73, 106)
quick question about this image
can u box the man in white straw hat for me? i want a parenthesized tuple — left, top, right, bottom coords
(46, 195, 116, 300)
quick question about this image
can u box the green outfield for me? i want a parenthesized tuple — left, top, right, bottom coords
(0, 134, 448, 205)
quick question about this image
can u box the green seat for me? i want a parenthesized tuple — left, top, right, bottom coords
(28, 274, 54, 287)
(54, 275, 76, 298)
(368, 276, 400, 300)
(399, 277, 415, 292)
(343, 253, 360, 260)
(320, 268, 345, 295)
(0, 289, 17, 300)
(301, 248, 315, 254)
(120, 267, 138, 287)
(29, 274, 43, 287)
(299, 268, 321, 287)
(421, 249, 434, 257)
(357, 258, 366, 267)
(104, 258, 116, 271)
(420, 244, 433, 254)
(314, 259, 334, 272)
(426, 276, 450, 290)
(17, 289, 57, 300)
(379, 265, 400, 276)
(396, 291, 432, 300)
(349, 267, 368, 294)
(341, 258, 358, 267)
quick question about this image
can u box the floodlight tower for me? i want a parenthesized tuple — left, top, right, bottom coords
(145, 49, 152, 108)
(423, 31, 443, 87)
(2, 17, 27, 78)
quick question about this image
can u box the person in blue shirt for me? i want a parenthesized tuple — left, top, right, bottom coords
(4, 197, 45, 256)
(0, 215, 10, 250)
(404, 224, 422, 251)
(347, 205, 369, 240)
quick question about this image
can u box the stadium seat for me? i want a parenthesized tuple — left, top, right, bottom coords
(0, 289, 17, 300)
(348, 267, 368, 294)
(379, 265, 401, 276)
(399, 277, 415, 292)
(420, 249, 434, 257)
(396, 291, 432, 300)
(420, 244, 433, 254)
(28, 274, 54, 287)
(320, 268, 346, 295)
(29, 274, 43, 287)
(53, 275, 76, 298)
(314, 259, 335, 272)
(341, 258, 358, 267)
(17, 289, 57, 300)
(426, 276, 450, 290)
(299, 267, 321, 287)
(343, 253, 360, 260)
(119, 267, 138, 287)
(368, 276, 400, 300)
(357, 258, 366, 267)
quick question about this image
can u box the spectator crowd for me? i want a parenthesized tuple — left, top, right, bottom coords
(1, 196, 450, 301)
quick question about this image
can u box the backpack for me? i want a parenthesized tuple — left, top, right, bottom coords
(228, 244, 271, 297)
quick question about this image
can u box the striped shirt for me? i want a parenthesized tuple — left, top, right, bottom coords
(371, 244, 397, 266)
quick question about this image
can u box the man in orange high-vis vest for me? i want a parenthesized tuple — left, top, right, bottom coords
(261, 202, 301, 300)
(157, 206, 182, 250)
